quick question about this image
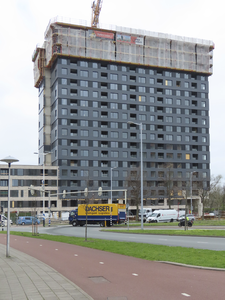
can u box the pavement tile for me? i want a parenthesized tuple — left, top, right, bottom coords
(0, 244, 93, 300)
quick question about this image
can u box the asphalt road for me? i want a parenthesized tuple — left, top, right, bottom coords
(8, 224, 225, 251)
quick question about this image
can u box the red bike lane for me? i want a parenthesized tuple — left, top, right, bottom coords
(0, 234, 225, 300)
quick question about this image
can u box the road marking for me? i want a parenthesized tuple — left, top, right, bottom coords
(26, 241, 29, 243)
(99, 262, 104, 264)
(40, 244, 42, 246)
(132, 273, 138, 276)
(158, 238, 168, 241)
(55, 249, 58, 251)
(181, 293, 191, 297)
(74, 254, 78, 256)
(197, 242, 208, 244)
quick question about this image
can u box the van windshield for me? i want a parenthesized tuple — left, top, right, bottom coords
(150, 213, 158, 217)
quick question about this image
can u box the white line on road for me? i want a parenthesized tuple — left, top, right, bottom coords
(181, 293, 191, 297)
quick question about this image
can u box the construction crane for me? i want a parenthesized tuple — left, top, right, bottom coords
(91, 0, 103, 28)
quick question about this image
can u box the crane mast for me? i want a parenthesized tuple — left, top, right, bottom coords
(91, 0, 103, 28)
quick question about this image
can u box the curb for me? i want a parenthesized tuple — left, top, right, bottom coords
(158, 261, 225, 271)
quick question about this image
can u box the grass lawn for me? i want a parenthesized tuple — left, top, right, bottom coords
(1, 230, 225, 269)
(105, 228, 225, 237)
(122, 218, 225, 227)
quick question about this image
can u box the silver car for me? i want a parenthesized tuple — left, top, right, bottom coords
(178, 214, 195, 222)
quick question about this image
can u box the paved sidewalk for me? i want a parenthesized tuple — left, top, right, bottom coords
(0, 244, 93, 300)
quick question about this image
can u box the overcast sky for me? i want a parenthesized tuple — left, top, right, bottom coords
(0, 0, 224, 180)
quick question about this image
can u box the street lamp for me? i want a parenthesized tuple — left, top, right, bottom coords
(190, 171, 196, 214)
(0, 156, 19, 257)
(34, 152, 51, 226)
(111, 167, 117, 203)
(128, 121, 144, 230)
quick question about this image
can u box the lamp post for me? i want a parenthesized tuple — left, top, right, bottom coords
(128, 121, 144, 230)
(111, 167, 117, 204)
(34, 152, 51, 227)
(0, 156, 19, 257)
(190, 172, 195, 214)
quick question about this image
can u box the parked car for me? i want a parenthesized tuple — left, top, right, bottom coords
(17, 216, 40, 225)
(178, 214, 195, 222)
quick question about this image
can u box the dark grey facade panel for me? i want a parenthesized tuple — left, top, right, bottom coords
(42, 57, 210, 198)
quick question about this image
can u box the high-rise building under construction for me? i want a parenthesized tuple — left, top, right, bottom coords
(32, 16, 214, 210)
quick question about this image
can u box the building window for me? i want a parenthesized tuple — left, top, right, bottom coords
(110, 65, 118, 71)
(80, 90, 89, 97)
(122, 94, 127, 100)
(81, 150, 89, 156)
(62, 88, 67, 95)
(150, 134, 155, 140)
(139, 114, 146, 121)
(80, 70, 88, 77)
(110, 83, 118, 90)
(150, 115, 155, 121)
(165, 89, 172, 95)
(166, 116, 173, 122)
(62, 108, 67, 115)
(111, 112, 118, 118)
(80, 100, 88, 107)
(80, 130, 88, 137)
(166, 134, 173, 141)
(139, 86, 146, 92)
(165, 98, 172, 104)
(165, 80, 172, 86)
(110, 103, 118, 109)
(62, 129, 68, 135)
(166, 126, 172, 132)
(80, 110, 89, 117)
(139, 77, 146, 83)
(93, 111, 99, 117)
(201, 101, 206, 108)
(111, 122, 118, 128)
(111, 131, 119, 138)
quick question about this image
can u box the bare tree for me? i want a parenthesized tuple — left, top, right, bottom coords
(125, 167, 148, 221)
(161, 163, 179, 209)
(197, 174, 222, 219)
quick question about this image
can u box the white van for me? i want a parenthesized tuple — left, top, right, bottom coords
(177, 210, 185, 220)
(146, 209, 178, 223)
(138, 208, 152, 221)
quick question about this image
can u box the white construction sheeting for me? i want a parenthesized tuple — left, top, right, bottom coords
(33, 17, 214, 87)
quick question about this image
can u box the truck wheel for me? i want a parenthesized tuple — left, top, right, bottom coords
(72, 221, 77, 226)
(170, 219, 174, 223)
